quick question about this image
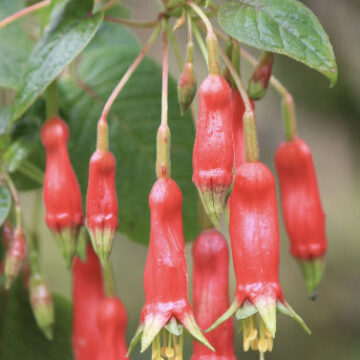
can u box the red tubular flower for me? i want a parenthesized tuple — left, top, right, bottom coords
(231, 90, 255, 169)
(208, 162, 310, 355)
(193, 74, 232, 226)
(275, 137, 327, 298)
(41, 117, 84, 267)
(72, 244, 104, 360)
(192, 229, 235, 360)
(86, 147, 118, 267)
(97, 297, 128, 360)
(128, 178, 213, 358)
(4, 226, 27, 289)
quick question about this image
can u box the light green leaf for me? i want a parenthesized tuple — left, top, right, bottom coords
(60, 22, 199, 245)
(218, 0, 337, 85)
(11, 0, 103, 123)
(0, 186, 11, 226)
(4, 134, 39, 173)
(0, 0, 34, 90)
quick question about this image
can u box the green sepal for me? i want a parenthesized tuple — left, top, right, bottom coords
(197, 186, 228, 228)
(88, 227, 115, 268)
(141, 314, 168, 353)
(277, 301, 311, 335)
(254, 297, 277, 337)
(298, 257, 326, 300)
(235, 300, 258, 320)
(206, 299, 239, 332)
(182, 313, 214, 351)
(164, 317, 183, 336)
(75, 227, 88, 261)
(127, 323, 144, 356)
(53, 227, 78, 268)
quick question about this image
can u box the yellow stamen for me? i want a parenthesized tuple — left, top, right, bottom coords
(258, 339, 268, 353)
(251, 338, 259, 351)
(267, 337, 273, 352)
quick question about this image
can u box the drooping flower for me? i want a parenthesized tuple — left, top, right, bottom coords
(128, 178, 213, 359)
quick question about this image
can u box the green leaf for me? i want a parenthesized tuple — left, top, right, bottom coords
(11, 0, 103, 123)
(0, 186, 11, 226)
(218, 0, 337, 85)
(0, 0, 34, 90)
(0, 106, 11, 136)
(4, 134, 39, 173)
(0, 278, 73, 360)
(60, 22, 199, 245)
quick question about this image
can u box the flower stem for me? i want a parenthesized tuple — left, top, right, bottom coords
(46, 80, 59, 119)
(166, 23, 184, 69)
(4, 173, 22, 229)
(104, 16, 159, 28)
(156, 26, 171, 179)
(99, 24, 161, 124)
(0, 0, 50, 30)
(103, 261, 117, 297)
(192, 23, 208, 67)
(219, 47, 258, 162)
(187, 1, 220, 74)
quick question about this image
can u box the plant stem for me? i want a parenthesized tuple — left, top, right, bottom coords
(0, 0, 50, 30)
(104, 16, 159, 28)
(166, 24, 184, 69)
(46, 80, 59, 119)
(100, 24, 161, 123)
(4, 173, 22, 229)
(192, 23, 208, 67)
(156, 26, 171, 179)
(187, 1, 220, 74)
(103, 261, 117, 297)
(219, 47, 258, 162)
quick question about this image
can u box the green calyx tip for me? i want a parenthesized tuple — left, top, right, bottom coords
(197, 186, 228, 228)
(53, 228, 77, 268)
(298, 257, 326, 300)
(4, 256, 23, 290)
(88, 227, 115, 268)
(248, 80, 266, 100)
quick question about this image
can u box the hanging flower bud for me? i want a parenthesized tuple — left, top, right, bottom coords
(247, 52, 274, 101)
(97, 297, 128, 360)
(4, 226, 27, 289)
(128, 178, 214, 358)
(193, 74, 232, 227)
(178, 42, 196, 115)
(275, 137, 327, 299)
(86, 129, 118, 267)
(72, 244, 104, 360)
(2, 219, 14, 249)
(29, 273, 54, 340)
(208, 162, 310, 356)
(41, 117, 84, 267)
(192, 229, 235, 360)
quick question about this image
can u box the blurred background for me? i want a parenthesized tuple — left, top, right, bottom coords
(16, 0, 360, 359)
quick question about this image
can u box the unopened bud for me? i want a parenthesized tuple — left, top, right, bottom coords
(4, 227, 27, 289)
(2, 219, 14, 249)
(29, 273, 54, 340)
(248, 52, 274, 100)
(178, 62, 197, 115)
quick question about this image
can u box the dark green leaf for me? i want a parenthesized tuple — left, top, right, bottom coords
(11, 0, 103, 123)
(0, 186, 11, 226)
(0, 0, 34, 89)
(218, 0, 337, 85)
(0, 106, 11, 136)
(0, 278, 73, 360)
(60, 22, 199, 245)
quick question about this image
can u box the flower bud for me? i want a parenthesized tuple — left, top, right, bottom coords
(41, 117, 84, 267)
(4, 226, 27, 289)
(86, 149, 118, 267)
(2, 219, 14, 249)
(248, 52, 274, 100)
(178, 42, 197, 115)
(29, 273, 54, 340)
(193, 74, 233, 226)
(97, 297, 128, 360)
